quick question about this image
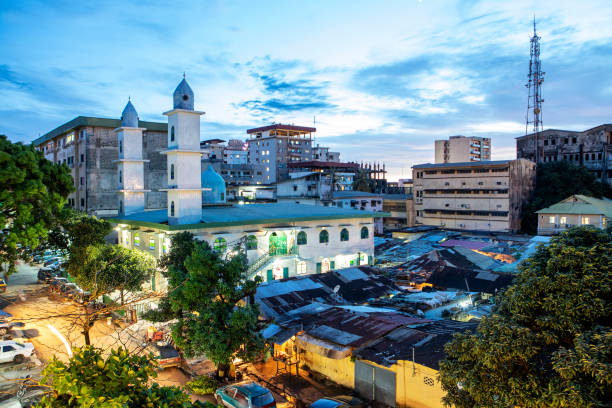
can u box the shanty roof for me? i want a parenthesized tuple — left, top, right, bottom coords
(439, 239, 489, 250)
(332, 191, 382, 199)
(109, 203, 385, 231)
(255, 266, 400, 319)
(536, 195, 612, 217)
(288, 161, 360, 169)
(355, 320, 478, 369)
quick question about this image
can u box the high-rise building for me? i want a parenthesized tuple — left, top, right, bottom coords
(434, 136, 491, 163)
(247, 124, 316, 184)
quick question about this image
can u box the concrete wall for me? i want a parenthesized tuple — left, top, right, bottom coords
(537, 213, 607, 235)
(435, 136, 491, 164)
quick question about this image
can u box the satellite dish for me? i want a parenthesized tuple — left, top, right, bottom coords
(333, 285, 340, 293)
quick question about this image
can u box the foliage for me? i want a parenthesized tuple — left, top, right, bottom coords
(0, 135, 73, 276)
(185, 375, 219, 395)
(439, 226, 612, 408)
(64, 214, 113, 278)
(521, 160, 612, 233)
(351, 167, 375, 193)
(167, 239, 265, 369)
(142, 297, 176, 322)
(36, 346, 215, 407)
(71, 243, 156, 302)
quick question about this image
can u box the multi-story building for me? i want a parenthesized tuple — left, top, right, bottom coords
(382, 194, 414, 229)
(435, 136, 491, 163)
(224, 139, 248, 164)
(516, 124, 612, 186)
(33, 116, 167, 216)
(536, 195, 612, 235)
(331, 191, 384, 234)
(247, 124, 316, 184)
(312, 144, 340, 162)
(412, 159, 536, 232)
(288, 160, 359, 191)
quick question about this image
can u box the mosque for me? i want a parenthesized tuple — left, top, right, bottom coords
(111, 77, 384, 291)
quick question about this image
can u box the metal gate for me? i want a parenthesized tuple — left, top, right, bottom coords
(355, 360, 396, 407)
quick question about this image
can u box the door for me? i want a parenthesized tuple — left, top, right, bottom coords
(283, 267, 289, 279)
(355, 360, 396, 407)
(269, 232, 287, 256)
(266, 270, 273, 282)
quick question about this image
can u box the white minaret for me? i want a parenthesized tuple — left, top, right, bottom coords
(115, 99, 149, 216)
(161, 77, 205, 225)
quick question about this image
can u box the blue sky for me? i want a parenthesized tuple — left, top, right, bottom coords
(1, 0, 611, 180)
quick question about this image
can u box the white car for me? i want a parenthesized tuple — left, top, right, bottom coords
(0, 340, 34, 364)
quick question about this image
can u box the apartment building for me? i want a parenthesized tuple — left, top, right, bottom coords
(312, 144, 340, 162)
(516, 124, 612, 186)
(435, 136, 491, 163)
(247, 124, 316, 184)
(413, 159, 535, 232)
(33, 116, 168, 216)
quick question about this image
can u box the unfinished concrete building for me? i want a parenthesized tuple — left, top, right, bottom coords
(33, 116, 168, 216)
(516, 124, 612, 186)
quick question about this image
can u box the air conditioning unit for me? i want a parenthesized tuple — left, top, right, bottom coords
(459, 224, 465, 228)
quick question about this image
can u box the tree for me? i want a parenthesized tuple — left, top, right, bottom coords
(167, 238, 264, 374)
(439, 226, 612, 408)
(521, 160, 612, 233)
(36, 346, 213, 407)
(0, 135, 73, 277)
(352, 167, 375, 193)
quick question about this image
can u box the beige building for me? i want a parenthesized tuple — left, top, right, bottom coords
(413, 159, 536, 232)
(435, 135, 491, 163)
(382, 194, 414, 229)
(536, 195, 612, 235)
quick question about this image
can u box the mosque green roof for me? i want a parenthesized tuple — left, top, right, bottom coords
(108, 203, 387, 231)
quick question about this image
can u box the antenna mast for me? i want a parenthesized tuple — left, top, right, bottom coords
(525, 18, 545, 162)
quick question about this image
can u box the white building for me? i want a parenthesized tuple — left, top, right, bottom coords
(111, 78, 382, 290)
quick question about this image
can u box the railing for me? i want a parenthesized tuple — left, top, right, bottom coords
(246, 245, 299, 277)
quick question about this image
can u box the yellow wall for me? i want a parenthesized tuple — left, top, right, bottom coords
(299, 349, 355, 389)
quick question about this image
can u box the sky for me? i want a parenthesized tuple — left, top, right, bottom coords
(1, 0, 611, 181)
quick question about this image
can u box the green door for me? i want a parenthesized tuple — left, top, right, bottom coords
(266, 269, 273, 281)
(269, 232, 287, 256)
(151, 273, 156, 292)
(330, 261, 335, 270)
(316, 263, 322, 273)
(283, 267, 289, 279)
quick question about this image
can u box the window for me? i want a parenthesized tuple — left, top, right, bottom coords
(572, 137, 577, 144)
(213, 237, 227, 252)
(340, 228, 349, 242)
(170, 201, 175, 217)
(119, 200, 123, 214)
(119, 140, 123, 153)
(582, 216, 590, 225)
(560, 216, 567, 224)
(246, 235, 257, 250)
(80, 177, 83, 186)
(149, 238, 155, 250)
(319, 230, 329, 244)
(134, 233, 140, 247)
(170, 126, 175, 142)
(549, 216, 555, 224)
(119, 171, 122, 183)
(544, 140, 548, 146)
(297, 261, 307, 275)
(360, 227, 369, 239)
(170, 164, 175, 180)
(162, 238, 170, 254)
(297, 231, 307, 245)
(80, 198, 85, 207)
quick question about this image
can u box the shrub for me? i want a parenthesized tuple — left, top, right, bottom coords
(186, 375, 218, 395)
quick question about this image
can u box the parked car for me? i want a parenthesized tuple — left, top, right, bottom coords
(43, 258, 61, 267)
(215, 382, 276, 408)
(37, 268, 57, 283)
(0, 340, 35, 364)
(0, 278, 6, 293)
(49, 277, 68, 292)
(59, 283, 78, 297)
(145, 342, 182, 369)
(309, 396, 365, 408)
(0, 320, 25, 336)
(70, 287, 92, 304)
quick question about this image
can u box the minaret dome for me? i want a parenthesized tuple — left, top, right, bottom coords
(173, 76, 195, 110)
(121, 99, 139, 127)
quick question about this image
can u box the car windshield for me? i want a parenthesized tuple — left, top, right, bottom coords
(252, 392, 275, 406)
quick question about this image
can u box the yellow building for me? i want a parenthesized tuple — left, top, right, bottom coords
(536, 194, 612, 235)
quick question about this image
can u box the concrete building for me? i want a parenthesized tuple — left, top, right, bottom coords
(382, 194, 414, 229)
(276, 173, 332, 205)
(536, 195, 612, 235)
(331, 191, 384, 234)
(516, 124, 612, 186)
(312, 144, 340, 162)
(112, 78, 383, 290)
(435, 136, 491, 163)
(33, 116, 167, 216)
(224, 139, 248, 164)
(288, 160, 360, 191)
(247, 124, 316, 184)
(413, 159, 536, 232)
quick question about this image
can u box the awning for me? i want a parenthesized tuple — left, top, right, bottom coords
(296, 333, 352, 360)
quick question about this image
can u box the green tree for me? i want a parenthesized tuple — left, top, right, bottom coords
(352, 167, 375, 193)
(439, 226, 612, 407)
(521, 161, 612, 233)
(36, 346, 213, 407)
(167, 239, 264, 374)
(0, 135, 73, 277)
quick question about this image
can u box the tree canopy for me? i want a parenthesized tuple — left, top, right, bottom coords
(439, 226, 612, 407)
(165, 237, 264, 369)
(0, 135, 73, 276)
(521, 161, 612, 233)
(36, 346, 213, 407)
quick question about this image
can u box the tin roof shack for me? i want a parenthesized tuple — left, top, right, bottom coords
(369, 290, 477, 320)
(353, 320, 478, 408)
(255, 266, 400, 320)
